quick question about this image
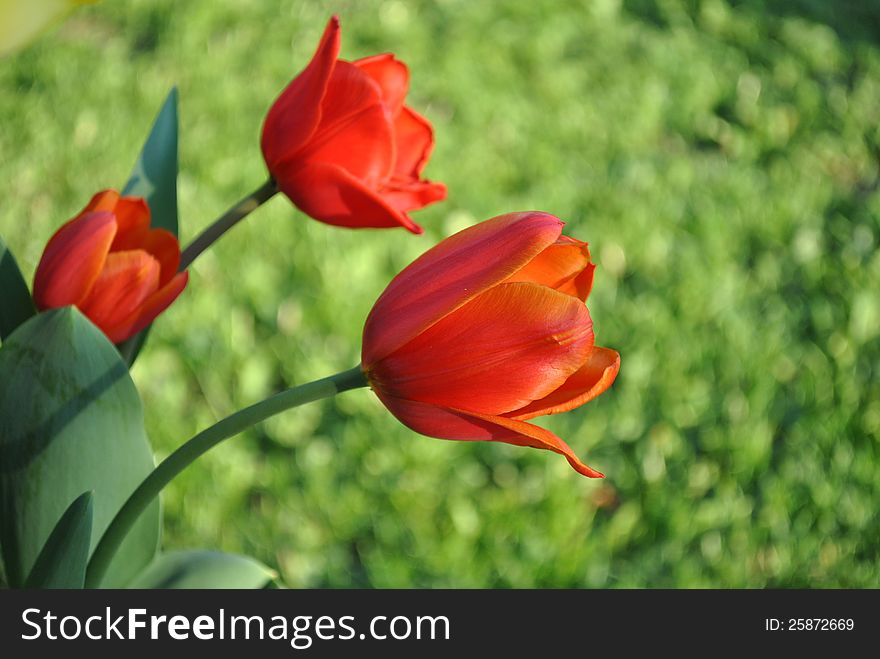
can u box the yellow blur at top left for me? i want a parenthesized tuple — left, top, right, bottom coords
(0, 0, 98, 57)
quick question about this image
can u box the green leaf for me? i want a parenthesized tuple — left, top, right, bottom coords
(129, 551, 277, 589)
(0, 236, 36, 343)
(122, 87, 179, 235)
(116, 325, 151, 366)
(24, 491, 93, 589)
(0, 307, 160, 588)
(118, 88, 179, 366)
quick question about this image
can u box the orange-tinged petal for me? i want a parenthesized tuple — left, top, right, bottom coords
(373, 389, 514, 441)
(370, 282, 594, 415)
(296, 60, 394, 187)
(392, 106, 435, 180)
(362, 212, 564, 365)
(124, 271, 188, 342)
(78, 250, 160, 343)
(507, 236, 594, 301)
(275, 160, 422, 233)
(381, 177, 447, 213)
(261, 16, 341, 170)
(557, 264, 596, 301)
(353, 53, 409, 117)
(140, 228, 181, 286)
(508, 346, 621, 421)
(460, 409, 605, 478)
(372, 391, 603, 478)
(109, 196, 151, 251)
(33, 211, 116, 309)
(81, 189, 120, 215)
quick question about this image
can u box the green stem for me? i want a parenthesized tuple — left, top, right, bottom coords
(179, 178, 278, 271)
(84, 365, 367, 589)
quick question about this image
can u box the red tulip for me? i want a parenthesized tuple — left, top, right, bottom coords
(362, 212, 620, 478)
(33, 190, 188, 344)
(261, 16, 447, 234)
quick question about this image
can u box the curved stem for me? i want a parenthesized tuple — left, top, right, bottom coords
(84, 365, 367, 588)
(179, 178, 278, 271)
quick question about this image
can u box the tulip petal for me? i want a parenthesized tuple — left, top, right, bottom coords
(370, 282, 594, 415)
(459, 409, 605, 478)
(81, 189, 120, 214)
(78, 250, 160, 344)
(373, 389, 509, 441)
(295, 60, 394, 186)
(141, 228, 182, 286)
(353, 53, 409, 117)
(392, 106, 435, 179)
(109, 196, 151, 251)
(124, 271, 188, 342)
(506, 236, 595, 301)
(261, 16, 341, 170)
(381, 177, 447, 213)
(276, 161, 422, 233)
(362, 212, 564, 365)
(373, 391, 603, 478)
(33, 211, 116, 309)
(558, 265, 596, 301)
(508, 347, 620, 421)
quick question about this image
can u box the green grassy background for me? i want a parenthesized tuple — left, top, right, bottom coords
(2, 0, 879, 587)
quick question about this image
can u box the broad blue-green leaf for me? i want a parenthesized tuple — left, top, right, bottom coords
(129, 551, 277, 589)
(0, 235, 36, 342)
(0, 307, 160, 588)
(24, 491, 93, 589)
(122, 87, 179, 235)
(118, 88, 179, 366)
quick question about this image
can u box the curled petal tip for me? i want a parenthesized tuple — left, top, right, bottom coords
(509, 347, 620, 421)
(568, 458, 605, 479)
(322, 15, 342, 48)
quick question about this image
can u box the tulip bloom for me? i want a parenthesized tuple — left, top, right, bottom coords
(33, 190, 188, 344)
(261, 16, 446, 234)
(362, 212, 620, 477)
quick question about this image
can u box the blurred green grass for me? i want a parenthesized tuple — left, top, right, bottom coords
(1, 0, 879, 587)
